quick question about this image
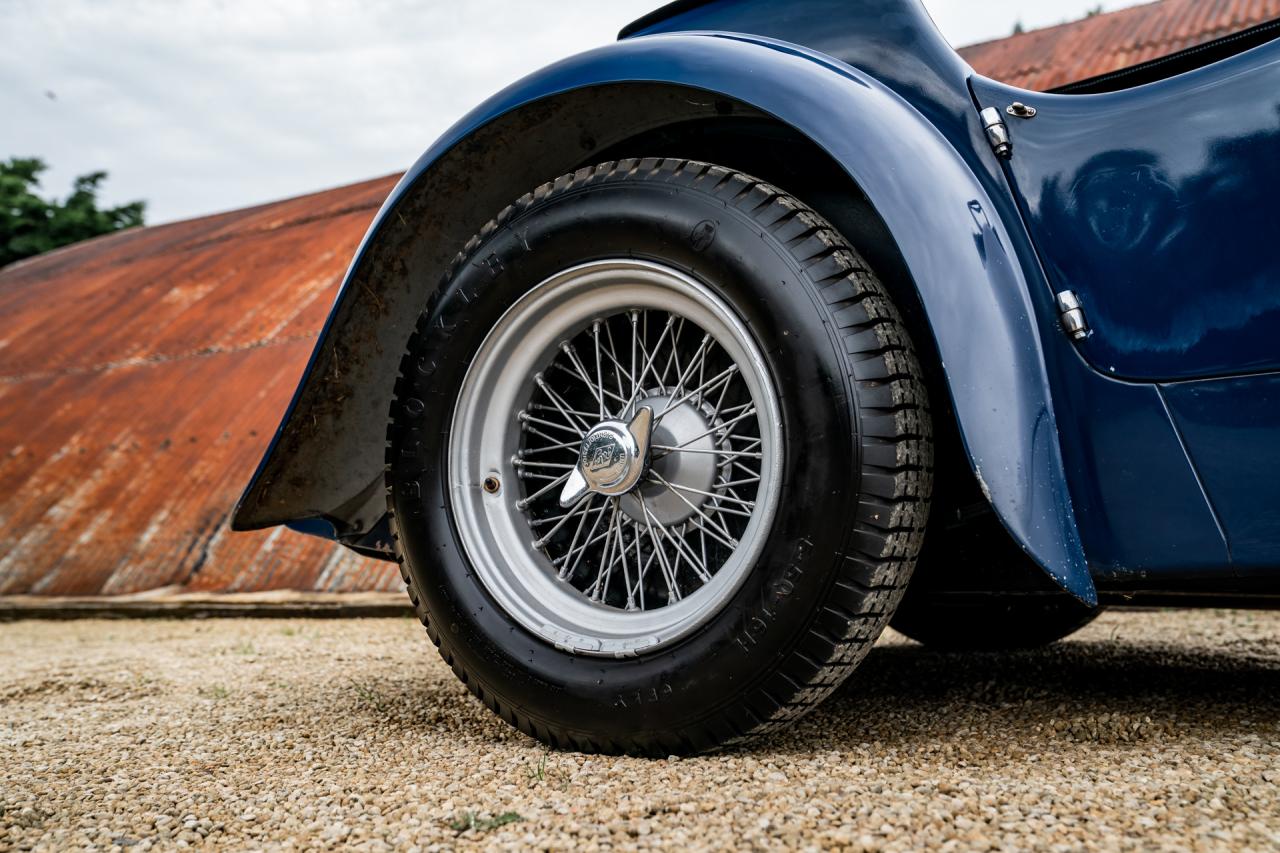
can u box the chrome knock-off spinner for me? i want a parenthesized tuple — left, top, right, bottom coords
(559, 406, 653, 506)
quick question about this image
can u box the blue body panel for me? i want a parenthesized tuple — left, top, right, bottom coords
(1161, 375, 1280, 573)
(1052, 370, 1229, 579)
(971, 42, 1280, 382)
(235, 0, 1280, 601)
(971, 44, 1280, 582)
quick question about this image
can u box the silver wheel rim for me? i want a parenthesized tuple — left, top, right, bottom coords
(449, 259, 782, 657)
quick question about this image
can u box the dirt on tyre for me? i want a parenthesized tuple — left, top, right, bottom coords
(385, 158, 933, 754)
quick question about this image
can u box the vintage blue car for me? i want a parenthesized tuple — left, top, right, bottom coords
(233, 0, 1280, 753)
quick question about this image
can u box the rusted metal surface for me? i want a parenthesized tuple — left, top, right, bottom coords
(959, 0, 1280, 91)
(2, 1, 1271, 596)
(0, 176, 404, 595)
(0, 590, 411, 620)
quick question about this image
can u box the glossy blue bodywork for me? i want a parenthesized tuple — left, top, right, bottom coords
(972, 41, 1280, 382)
(1161, 375, 1280, 574)
(234, 0, 1280, 602)
(971, 45, 1280, 586)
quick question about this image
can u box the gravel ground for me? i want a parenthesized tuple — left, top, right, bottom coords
(2, 608, 1278, 851)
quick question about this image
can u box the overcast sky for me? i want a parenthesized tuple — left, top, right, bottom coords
(2, 0, 1148, 223)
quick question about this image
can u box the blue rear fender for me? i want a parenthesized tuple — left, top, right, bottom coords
(232, 32, 1097, 605)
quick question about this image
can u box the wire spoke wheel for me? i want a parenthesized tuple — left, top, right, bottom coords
(449, 260, 782, 656)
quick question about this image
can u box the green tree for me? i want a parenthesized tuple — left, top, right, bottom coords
(0, 157, 145, 268)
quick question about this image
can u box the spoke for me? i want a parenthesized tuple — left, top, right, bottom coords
(523, 423, 574, 449)
(625, 315, 675, 414)
(532, 495, 597, 548)
(688, 515, 745, 548)
(560, 343, 606, 416)
(595, 345, 638, 408)
(638, 495, 685, 601)
(710, 365, 735, 420)
(659, 317, 686, 387)
(653, 333, 713, 424)
(592, 321, 607, 419)
(520, 412, 583, 437)
(630, 519, 647, 611)
(519, 439, 581, 456)
(708, 478, 756, 518)
(629, 310, 639, 405)
(660, 406, 758, 453)
(535, 376, 591, 434)
(660, 479, 756, 509)
(515, 470, 571, 508)
(701, 504, 754, 519)
(558, 501, 610, 579)
(603, 319, 628, 408)
(695, 336, 707, 408)
(559, 520, 612, 572)
(601, 506, 629, 604)
(654, 364, 738, 419)
(553, 362, 629, 408)
(529, 402, 600, 421)
(556, 498, 596, 577)
(714, 412, 758, 447)
(714, 474, 763, 489)
(661, 518, 714, 583)
(722, 480, 751, 504)
(619, 516, 637, 610)
(587, 501, 622, 601)
(649, 470, 737, 548)
(531, 499, 599, 527)
(650, 445, 764, 460)
(513, 460, 576, 470)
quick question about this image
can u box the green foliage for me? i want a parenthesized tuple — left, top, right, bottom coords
(0, 156, 145, 268)
(449, 811, 523, 834)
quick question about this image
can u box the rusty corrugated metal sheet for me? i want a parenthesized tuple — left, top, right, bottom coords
(959, 0, 1280, 91)
(2, 0, 1272, 595)
(0, 176, 405, 595)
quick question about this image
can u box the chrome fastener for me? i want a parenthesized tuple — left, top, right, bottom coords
(1056, 290, 1089, 340)
(980, 107, 1012, 158)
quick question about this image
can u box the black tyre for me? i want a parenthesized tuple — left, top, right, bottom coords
(385, 158, 932, 754)
(891, 594, 1100, 650)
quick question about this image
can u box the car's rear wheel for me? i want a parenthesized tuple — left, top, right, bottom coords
(385, 158, 932, 754)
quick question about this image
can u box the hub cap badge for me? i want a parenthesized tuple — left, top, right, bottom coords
(560, 406, 653, 506)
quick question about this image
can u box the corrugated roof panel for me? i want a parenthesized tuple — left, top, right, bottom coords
(0, 177, 401, 595)
(959, 0, 1280, 90)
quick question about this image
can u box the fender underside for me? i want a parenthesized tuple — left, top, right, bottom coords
(232, 33, 1097, 604)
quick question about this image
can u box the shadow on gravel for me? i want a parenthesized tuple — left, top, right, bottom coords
(328, 635, 1279, 755)
(761, 639, 1280, 754)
